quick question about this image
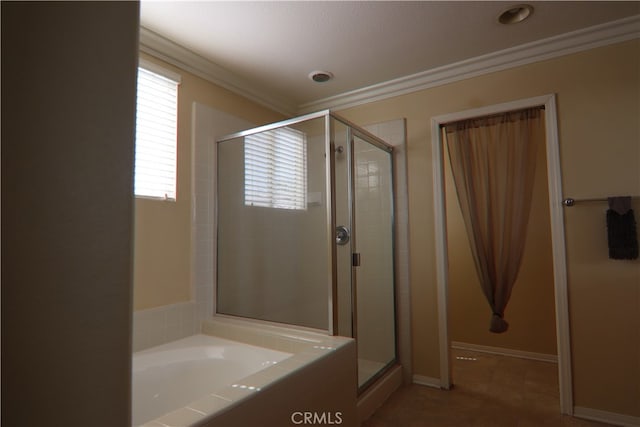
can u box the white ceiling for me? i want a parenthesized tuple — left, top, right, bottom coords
(140, 1, 640, 114)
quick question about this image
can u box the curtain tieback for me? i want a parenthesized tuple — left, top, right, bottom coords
(490, 312, 509, 334)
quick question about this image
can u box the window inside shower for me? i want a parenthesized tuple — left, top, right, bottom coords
(244, 126, 307, 211)
(217, 116, 329, 330)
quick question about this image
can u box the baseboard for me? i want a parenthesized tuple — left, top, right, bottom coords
(412, 374, 442, 389)
(574, 406, 640, 427)
(451, 341, 558, 363)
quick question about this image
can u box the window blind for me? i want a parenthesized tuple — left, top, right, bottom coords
(134, 66, 179, 200)
(244, 127, 307, 210)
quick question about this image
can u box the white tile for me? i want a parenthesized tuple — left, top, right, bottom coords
(197, 223, 214, 239)
(195, 253, 214, 278)
(181, 318, 197, 337)
(215, 384, 256, 402)
(194, 199, 209, 222)
(240, 370, 278, 390)
(135, 307, 163, 329)
(195, 285, 209, 303)
(204, 300, 214, 318)
(165, 304, 182, 326)
(154, 408, 204, 427)
(193, 271, 213, 292)
(194, 163, 210, 181)
(187, 394, 231, 415)
(194, 150, 211, 169)
(193, 179, 211, 199)
(138, 421, 167, 427)
(132, 327, 147, 352)
(136, 310, 165, 348)
(273, 356, 309, 373)
(165, 322, 183, 342)
(195, 238, 213, 257)
(196, 302, 209, 324)
(181, 302, 196, 323)
(146, 326, 166, 349)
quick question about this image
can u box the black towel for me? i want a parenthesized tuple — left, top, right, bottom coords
(607, 196, 638, 260)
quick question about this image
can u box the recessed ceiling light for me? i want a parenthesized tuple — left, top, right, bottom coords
(498, 4, 534, 25)
(309, 71, 333, 83)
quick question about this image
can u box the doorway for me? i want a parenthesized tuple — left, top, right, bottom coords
(430, 94, 573, 415)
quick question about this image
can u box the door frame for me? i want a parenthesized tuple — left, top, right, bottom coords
(430, 94, 573, 414)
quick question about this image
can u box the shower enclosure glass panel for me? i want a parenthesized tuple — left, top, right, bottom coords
(215, 111, 397, 391)
(352, 135, 396, 388)
(216, 116, 329, 330)
(333, 120, 353, 338)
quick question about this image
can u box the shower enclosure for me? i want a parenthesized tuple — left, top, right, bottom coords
(216, 111, 397, 390)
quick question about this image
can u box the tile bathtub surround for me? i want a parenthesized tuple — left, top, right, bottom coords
(133, 302, 197, 352)
(203, 335, 357, 427)
(201, 316, 351, 354)
(191, 104, 254, 326)
(141, 318, 357, 427)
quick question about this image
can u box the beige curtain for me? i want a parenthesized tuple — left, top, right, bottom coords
(444, 107, 543, 333)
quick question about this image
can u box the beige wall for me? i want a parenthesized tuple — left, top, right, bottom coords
(133, 53, 284, 310)
(445, 120, 557, 355)
(339, 40, 640, 417)
(2, 2, 139, 425)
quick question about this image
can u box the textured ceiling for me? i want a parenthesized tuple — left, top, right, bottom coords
(140, 1, 640, 111)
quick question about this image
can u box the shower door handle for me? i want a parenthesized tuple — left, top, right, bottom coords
(336, 226, 350, 245)
(352, 252, 361, 267)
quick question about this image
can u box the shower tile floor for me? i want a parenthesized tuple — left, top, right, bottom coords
(362, 349, 614, 427)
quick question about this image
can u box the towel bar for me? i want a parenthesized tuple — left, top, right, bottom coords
(562, 196, 639, 207)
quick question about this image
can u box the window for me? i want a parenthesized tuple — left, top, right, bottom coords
(244, 127, 307, 210)
(134, 61, 180, 200)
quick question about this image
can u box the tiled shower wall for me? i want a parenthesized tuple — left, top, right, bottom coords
(364, 120, 412, 384)
(133, 104, 252, 352)
(132, 301, 197, 352)
(133, 110, 411, 372)
(191, 104, 253, 327)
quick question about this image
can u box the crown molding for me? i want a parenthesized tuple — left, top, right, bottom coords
(298, 14, 640, 113)
(141, 16, 640, 117)
(139, 27, 297, 116)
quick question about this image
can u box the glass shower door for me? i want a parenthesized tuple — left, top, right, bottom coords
(352, 135, 397, 389)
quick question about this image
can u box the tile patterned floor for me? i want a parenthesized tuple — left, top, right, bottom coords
(362, 349, 613, 427)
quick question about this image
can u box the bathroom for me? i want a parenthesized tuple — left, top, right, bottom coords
(2, 2, 639, 427)
(132, 101, 411, 425)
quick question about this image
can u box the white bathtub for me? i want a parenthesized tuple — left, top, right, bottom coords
(132, 334, 291, 426)
(133, 317, 357, 427)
